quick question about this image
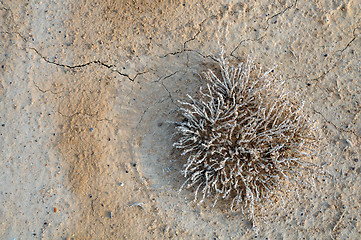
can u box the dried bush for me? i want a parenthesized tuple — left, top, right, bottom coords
(173, 54, 321, 225)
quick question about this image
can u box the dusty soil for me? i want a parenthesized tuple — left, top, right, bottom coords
(0, 0, 360, 239)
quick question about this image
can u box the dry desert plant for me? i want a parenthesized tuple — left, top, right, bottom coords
(173, 53, 321, 226)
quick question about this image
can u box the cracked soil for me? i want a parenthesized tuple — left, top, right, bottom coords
(0, 0, 360, 239)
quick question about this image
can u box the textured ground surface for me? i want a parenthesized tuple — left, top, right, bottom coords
(0, 0, 360, 239)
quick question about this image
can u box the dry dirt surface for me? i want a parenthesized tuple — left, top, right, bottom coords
(1, 0, 360, 239)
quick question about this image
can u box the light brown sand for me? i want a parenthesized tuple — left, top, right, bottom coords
(0, 0, 360, 239)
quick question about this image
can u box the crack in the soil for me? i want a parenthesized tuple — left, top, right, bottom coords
(33, 80, 64, 95)
(301, 25, 359, 92)
(221, 1, 297, 58)
(30, 47, 147, 82)
(137, 107, 150, 128)
(161, 49, 218, 62)
(183, 19, 207, 49)
(310, 64, 337, 82)
(229, 35, 265, 58)
(160, 16, 219, 62)
(154, 71, 181, 83)
(314, 110, 361, 140)
(161, 81, 177, 107)
(57, 110, 112, 122)
(1, 31, 28, 42)
(4, 30, 149, 83)
(264, 0, 298, 30)
(337, 26, 360, 53)
(161, 17, 208, 58)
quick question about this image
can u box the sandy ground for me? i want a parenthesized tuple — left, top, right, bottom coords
(0, 0, 360, 239)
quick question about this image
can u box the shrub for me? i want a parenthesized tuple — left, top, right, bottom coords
(173, 53, 320, 225)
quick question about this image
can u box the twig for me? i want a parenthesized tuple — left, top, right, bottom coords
(128, 202, 146, 210)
